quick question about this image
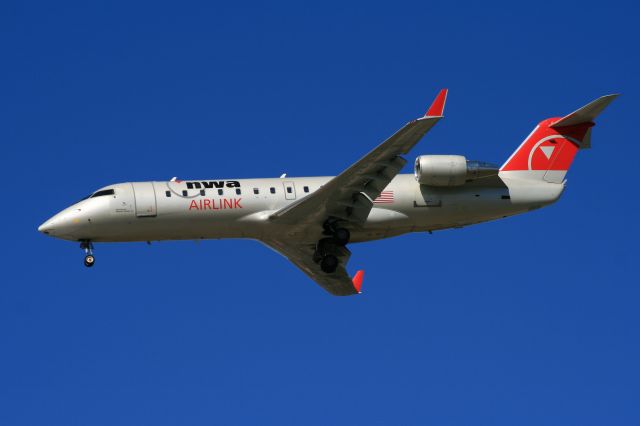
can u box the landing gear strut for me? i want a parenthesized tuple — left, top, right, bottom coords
(80, 241, 95, 267)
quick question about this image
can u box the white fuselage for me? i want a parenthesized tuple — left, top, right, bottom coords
(38, 173, 563, 244)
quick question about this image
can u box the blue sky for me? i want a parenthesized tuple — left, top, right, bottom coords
(1, 1, 638, 424)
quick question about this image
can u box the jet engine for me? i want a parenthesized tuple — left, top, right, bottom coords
(414, 155, 499, 187)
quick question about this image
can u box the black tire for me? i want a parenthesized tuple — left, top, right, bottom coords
(316, 237, 335, 257)
(320, 255, 338, 273)
(84, 255, 95, 268)
(333, 228, 350, 245)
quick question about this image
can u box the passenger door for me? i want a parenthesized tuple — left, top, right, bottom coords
(131, 182, 157, 217)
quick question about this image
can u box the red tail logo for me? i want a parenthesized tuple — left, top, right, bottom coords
(501, 118, 592, 172)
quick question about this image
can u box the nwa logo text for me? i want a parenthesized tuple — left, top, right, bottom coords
(185, 180, 241, 189)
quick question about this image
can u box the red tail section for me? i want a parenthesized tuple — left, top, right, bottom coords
(500, 119, 592, 182)
(500, 94, 618, 183)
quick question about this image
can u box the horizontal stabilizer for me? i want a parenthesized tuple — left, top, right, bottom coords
(551, 94, 619, 127)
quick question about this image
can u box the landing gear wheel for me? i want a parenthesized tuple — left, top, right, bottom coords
(320, 255, 338, 273)
(80, 240, 95, 268)
(84, 255, 95, 267)
(333, 228, 350, 246)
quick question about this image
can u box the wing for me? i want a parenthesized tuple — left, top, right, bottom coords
(263, 90, 447, 296)
(261, 239, 364, 296)
(270, 89, 448, 227)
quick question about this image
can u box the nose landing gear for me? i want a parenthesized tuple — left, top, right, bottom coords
(80, 241, 95, 267)
(84, 255, 95, 267)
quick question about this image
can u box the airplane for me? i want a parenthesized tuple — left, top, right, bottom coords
(38, 90, 617, 296)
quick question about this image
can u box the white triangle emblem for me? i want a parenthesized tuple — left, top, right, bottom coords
(540, 145, 555, 160)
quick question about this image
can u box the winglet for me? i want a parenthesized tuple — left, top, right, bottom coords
(352, 270, 365, 294)
(425, 89, 448, 117)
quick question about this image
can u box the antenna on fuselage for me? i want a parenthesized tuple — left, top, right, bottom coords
(280, 173, 287, 178)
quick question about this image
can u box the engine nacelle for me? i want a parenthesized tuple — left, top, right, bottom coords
(414, 155, 499, 187)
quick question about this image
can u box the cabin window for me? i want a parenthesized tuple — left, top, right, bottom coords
(200, 190, 205, 196)
(218, 189, 223, 196)
(165, 191, 171, 197)
(91, 189, 115, 198)
(303, 186, 309, 193)
(270, 187, 276, 194)
(182, 190, 188, 196)
(236, 188, 241, 195)
(286, 187, 292, 193)
(253, 188, 259, 194)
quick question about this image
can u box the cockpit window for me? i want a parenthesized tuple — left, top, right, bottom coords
(91, 189, 115, 198)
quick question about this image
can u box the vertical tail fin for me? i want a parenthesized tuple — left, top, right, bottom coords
(500, 94, 618, 183)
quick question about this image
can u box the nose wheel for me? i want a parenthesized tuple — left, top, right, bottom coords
(80, 241, 95, 268)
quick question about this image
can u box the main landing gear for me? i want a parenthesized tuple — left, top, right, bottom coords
(315, 222, 351, 274)
(332, 227, 350, 246)
(80, 241, 95, 267)
(320, 254, 339, 273)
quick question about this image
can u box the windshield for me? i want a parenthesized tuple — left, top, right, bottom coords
(91, 189, 115, 198)
(78, 188, 115, 203)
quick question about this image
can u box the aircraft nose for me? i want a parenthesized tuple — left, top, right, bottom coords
(38, 218, 54, 235)
(38, 205, 90, 240)
(38, 211, 70, 237)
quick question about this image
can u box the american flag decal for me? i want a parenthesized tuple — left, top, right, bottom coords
(374, 190, 394, 204)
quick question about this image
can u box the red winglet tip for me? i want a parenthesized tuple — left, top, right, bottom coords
(425, 88, 448, 117)
(352, 270, 365, 293)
